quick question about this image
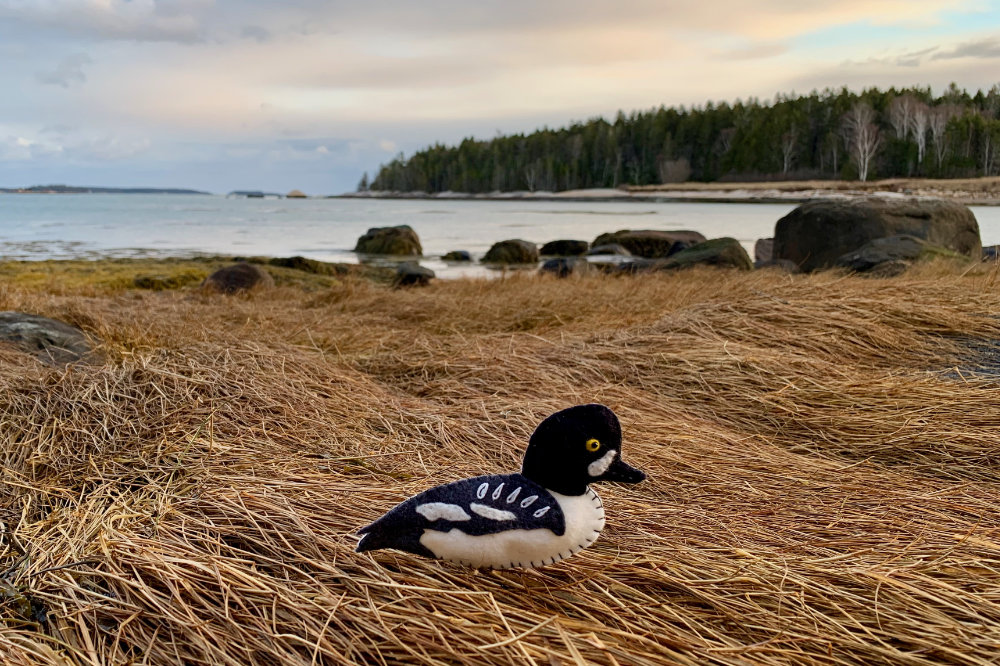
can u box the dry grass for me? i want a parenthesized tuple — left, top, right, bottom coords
(2, 263, 1000, 664)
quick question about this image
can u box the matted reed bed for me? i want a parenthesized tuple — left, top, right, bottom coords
(1, 265, 1000, 665)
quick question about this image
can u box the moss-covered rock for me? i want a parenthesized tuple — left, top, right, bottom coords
(660, 237, 754, 271)
(835, 235, 966, 273)
(482, 239, 539, 264)
(354, 226, 422, 255)
(591, 229, 706, 258)
(202, 263, 274, 294)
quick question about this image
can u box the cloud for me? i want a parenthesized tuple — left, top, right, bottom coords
(0, 0, 205, 43)
(35, 53, 91, 87)
(931, 37, 1000, 60)
(240, 25, 271, 43)
(894, 47, 938, 67)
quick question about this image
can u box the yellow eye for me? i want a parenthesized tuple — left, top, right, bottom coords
(585, 438, 601, 452)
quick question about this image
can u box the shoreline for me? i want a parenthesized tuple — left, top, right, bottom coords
(337, 176, 1000, 206)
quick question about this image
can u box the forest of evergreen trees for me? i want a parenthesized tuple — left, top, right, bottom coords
(366, 84, 1000, 194)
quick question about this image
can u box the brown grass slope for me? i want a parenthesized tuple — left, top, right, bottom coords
(1, 265, 1000, 665)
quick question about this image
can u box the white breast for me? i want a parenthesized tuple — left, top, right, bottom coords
(418, 487, 607, 569)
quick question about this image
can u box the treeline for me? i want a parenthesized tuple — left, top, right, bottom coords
(366, 84, 1000, 193)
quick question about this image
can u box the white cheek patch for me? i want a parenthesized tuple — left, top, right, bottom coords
(587, 449, 618, 477)
(470, 503, 517, 521)
(416, 502, 472, 521)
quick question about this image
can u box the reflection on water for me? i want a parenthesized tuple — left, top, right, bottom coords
(1, 194, 998, 279)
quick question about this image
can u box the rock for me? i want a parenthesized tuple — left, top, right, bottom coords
(754, 238, 774, 266)
(774, 197, 981, 272)
(835, 234, 964, 273)
(394, 262, 435, 287)
(587, 244, 632, 257)
(540, 240, 589, 256)
(286, 189, 307, 198)
(591, 229, 707, 258)
(539, 257, 589, 277)
(202, 262, 275, 294)
(864, 260, 911, 278)
(354, 225, 422, 255)
(0, 312, 94, 365)
(441, 250, 472, 262)
(482, 239, 539, 264)
(660, 237, 754, 271)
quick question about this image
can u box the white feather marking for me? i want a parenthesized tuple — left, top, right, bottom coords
(416, 502, 471, 522)
(533, 506, 551, 518)
(520, 495, 538, 508)
(587, 449, 618, 477)
(470, 503, 516, 521)
(476, 482, 489, 499)
(506, 487, 521, 503)
(492, 483, 504, 500)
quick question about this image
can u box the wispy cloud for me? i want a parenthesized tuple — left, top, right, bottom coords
(931, 37, 1000, 60)
(35, 53, 91, 87)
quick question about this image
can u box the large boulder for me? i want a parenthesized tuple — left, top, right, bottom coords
(441, 250, 472, 262)
(354, 225, 422, 255)
(482, 239, 539, 264)
(0, 312, 94, 365)
(540, 239, 589, 256)
(591, 229, 707, 258)
(835, 235, 965, 273)
(660, 237, 754, 271)
(202, 262, 274, 294)
(774, 197, 981, 272)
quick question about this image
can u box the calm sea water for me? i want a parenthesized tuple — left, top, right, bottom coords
(1, 194, 998, 278)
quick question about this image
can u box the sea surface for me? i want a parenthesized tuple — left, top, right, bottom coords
(2, 194, 998, 279)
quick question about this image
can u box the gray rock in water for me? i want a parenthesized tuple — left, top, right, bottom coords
(539, 257, 589, 278)
(591, 229, 707, 258)
(587, 243, 632, 257)
(774, 197, 981, 272)
(540, 239, 589, 256)
(441, 250, 472, 262)
(482, 239, 539, 264)
(835, 234, 963, 273)
(394, 262, 435, 287)
(354, 225, 422, 255)
(202, 262, 275, 294)
(0, 312, 94, 365)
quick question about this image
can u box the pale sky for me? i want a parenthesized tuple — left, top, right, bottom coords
(1, 0, 999, 194)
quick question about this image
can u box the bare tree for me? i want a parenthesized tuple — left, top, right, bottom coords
(929, 105, 960, 170)
(842, 102, 881, 181)
(909, 101, 929, 165)
(781, 127, 797, 175)
(888, 94, 918, 140)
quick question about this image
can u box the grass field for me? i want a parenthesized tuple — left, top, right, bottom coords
(2, 260, 1000, 664)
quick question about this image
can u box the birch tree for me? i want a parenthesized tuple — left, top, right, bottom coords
(909, 101, 929, 165)
(842, 102, 881, 181)
(888, 94, 917, 140)
(929, 105, 960, 170)
(781, 127, 797, 175)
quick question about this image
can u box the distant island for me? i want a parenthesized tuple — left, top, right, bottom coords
(0, 184, 210, 195)
(366, 84, 1000, 195)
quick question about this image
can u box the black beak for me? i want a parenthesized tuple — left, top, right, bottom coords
(601, 456, 646, 484)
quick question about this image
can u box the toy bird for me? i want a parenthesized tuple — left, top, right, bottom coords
(356, 404, 645, 569)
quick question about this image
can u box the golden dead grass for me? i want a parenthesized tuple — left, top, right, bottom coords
(2, 265, 1000, 664)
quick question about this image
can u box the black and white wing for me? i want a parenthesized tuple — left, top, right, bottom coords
(356, 474, 564, 557)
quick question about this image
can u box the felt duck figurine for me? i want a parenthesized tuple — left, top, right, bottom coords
(356, 404, 645, 569)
